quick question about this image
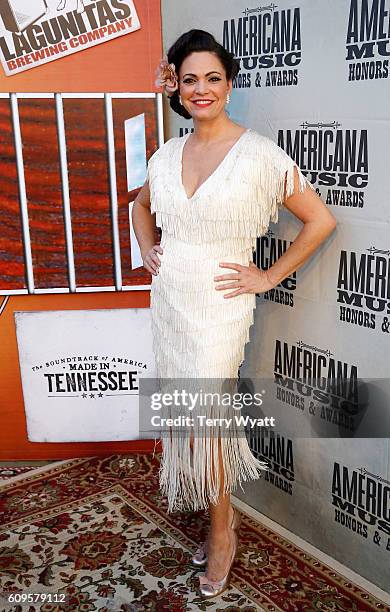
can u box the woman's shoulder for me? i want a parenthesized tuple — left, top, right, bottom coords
(147, 135, 180, 166)
(246, 128, 287, 158)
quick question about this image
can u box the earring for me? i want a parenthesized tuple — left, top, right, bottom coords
(179, 95, 182, 105)
(226, 93, 230, 104)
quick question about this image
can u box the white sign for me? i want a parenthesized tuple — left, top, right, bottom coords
(0, 0, 141, 76)
(14, 308, 156, 442)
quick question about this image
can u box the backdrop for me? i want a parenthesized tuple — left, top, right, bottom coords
(0, 0, 162, 459)
(160, 0, 390, 593)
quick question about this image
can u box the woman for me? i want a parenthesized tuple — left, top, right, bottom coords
(132, 29, 336, 599)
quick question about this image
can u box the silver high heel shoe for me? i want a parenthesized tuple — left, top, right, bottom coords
(191, 504, 241, 567)
(198, 506, 241, 599)
(192, 538, 208, 567)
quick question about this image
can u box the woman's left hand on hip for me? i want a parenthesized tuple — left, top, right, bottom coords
(214, 261, 276, 298)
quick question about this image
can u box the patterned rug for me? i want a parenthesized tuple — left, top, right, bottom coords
(0, 454, 388, 612)
(0, 467, 38, 482)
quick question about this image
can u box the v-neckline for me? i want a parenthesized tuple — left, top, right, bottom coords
(179, 128, 250, 201)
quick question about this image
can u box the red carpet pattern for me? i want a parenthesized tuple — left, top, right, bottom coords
(0, 454, 388, 611)
(0, 467, 36, 482)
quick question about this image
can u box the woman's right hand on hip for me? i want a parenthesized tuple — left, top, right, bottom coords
(142, 244, 163, 276)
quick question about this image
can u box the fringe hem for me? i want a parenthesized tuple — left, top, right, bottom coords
(157, 384, 269, 513)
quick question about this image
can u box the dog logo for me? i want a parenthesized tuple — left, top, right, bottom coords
(56, 0, 87, 14)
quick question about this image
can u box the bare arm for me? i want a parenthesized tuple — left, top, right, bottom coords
(131, 180, 162, 275)
(266, 168, 337, 286)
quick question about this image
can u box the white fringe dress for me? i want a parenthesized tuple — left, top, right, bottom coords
(147, 127, 312, 513)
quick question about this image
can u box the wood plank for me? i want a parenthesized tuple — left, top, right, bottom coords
(63, 98, 113, 288)
(112, 97, 157, 287)
(0, 98, 26, 290)
(19, 98, 69, 289)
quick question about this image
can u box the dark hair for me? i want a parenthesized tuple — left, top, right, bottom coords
(166, 29, 240, 120)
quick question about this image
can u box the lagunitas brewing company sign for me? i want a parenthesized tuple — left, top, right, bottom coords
(222, 4, 302, 89)
(277, 122, 369, 209)
(0, 0, 140, 76)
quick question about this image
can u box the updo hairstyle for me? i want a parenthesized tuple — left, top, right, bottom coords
(166, 29, 240, 119)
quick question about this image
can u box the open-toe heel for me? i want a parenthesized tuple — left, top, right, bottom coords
(198, 507, 239, 599)
(193, 505, 240, 568)
(198, 530, 238, 598)
(192, 539, 208, 567)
